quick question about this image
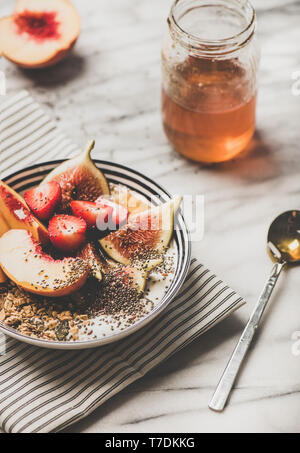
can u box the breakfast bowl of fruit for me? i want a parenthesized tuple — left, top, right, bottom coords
(0, 140, 191, 349)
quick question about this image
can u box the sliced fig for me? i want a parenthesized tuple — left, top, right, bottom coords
(100, 196, 182, 265)
(101, 258, 162, 308)
(118, 259, 162, 294)
(42, 140, 110, 212)
(77, 242, 104, 281)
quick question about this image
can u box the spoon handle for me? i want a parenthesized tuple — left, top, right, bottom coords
(209, 261, 285, 412)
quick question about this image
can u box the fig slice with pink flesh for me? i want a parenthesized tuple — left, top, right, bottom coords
(77, 242, 104, 282)
(42, 140, 110, 212)
(102, 258, 162, 301)
(117, 258, 162, 295)
(100, 196, 182, 265)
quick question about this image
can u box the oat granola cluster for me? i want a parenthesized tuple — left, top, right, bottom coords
(0, 282, 90, 341)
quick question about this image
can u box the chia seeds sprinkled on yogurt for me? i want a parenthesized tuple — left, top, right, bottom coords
(0, 183, 176, 342)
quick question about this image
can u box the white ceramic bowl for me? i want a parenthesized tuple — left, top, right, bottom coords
(0, 160, 191, 349)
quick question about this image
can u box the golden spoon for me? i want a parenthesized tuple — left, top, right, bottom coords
(209, 210, 300, 411)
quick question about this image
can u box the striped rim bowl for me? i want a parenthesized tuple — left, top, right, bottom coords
(0, 160, 191, 349)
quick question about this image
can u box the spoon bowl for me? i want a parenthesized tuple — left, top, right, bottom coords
(268, 210, 300, 264)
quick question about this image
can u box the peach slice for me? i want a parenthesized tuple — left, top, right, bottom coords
(0, 181, 49, 245)
(0, 268, 6, 284)
(0, 214, 9, 283)
(0, 214, 9, 237)
(0, 0, 80, 69)
(0, 229, 89, 297)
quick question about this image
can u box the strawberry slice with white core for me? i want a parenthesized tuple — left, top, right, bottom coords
(24, 181, 61, 221)
(49, 214, 87, 253)
(71, 200, 113, 230)
(95, 197, 129, 230)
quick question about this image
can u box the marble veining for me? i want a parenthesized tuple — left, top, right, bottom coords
(1, 0, 300, 433)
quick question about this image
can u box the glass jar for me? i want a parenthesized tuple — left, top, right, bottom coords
(161, 0, 260, 163)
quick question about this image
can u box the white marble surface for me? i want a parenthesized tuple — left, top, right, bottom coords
(1, 0, 300, 434)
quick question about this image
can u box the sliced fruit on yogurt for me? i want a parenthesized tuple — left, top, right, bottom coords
(100, 196, 182, 265)
(115, 258, 163, 295)
(95, 197, 129, 230)
(49, 214, 87, 253)
(0, 214, 10, 284)
(0, 229, 89, 297)
(77, 242, 104, 281)
(0, 180, 49, 245)
(25, 181, 62, 221)
(71, 200, 113, 229)
(42, 140, 110, 212)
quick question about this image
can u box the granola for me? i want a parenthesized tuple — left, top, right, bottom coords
(0, 282, 91, 341)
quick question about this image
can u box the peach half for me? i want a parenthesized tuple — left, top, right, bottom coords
(0, 214, 10, 283)
(0, 229, 89, 297)
(0, 0, 80, 68)
(0, 181, 49, 245)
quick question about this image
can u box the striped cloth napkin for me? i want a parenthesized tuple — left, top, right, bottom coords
(0, 91, 245, 433)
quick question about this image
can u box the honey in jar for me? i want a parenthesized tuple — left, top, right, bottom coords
(162, 0, 260, 163)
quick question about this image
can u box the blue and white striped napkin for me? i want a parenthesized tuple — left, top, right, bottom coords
(0, 91, 245, 433)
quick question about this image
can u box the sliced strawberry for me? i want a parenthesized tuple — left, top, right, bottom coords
(24, 181, 61, 221)
(95, 197, 129, 230)
(71, 200, 113, 229)
(49, 215, 87, 253)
